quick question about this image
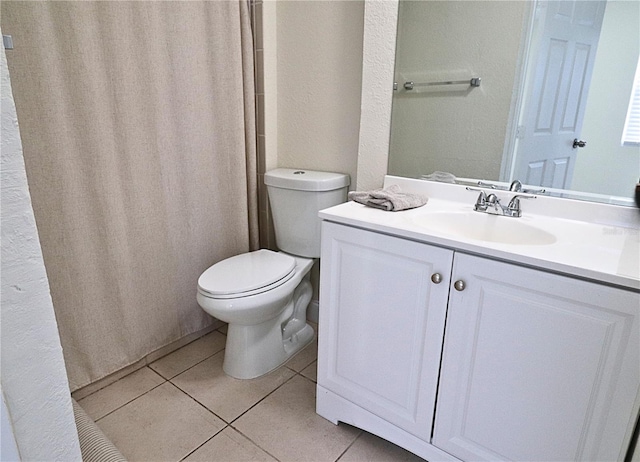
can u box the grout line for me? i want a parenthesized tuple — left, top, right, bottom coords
(227, 372, 299, 425)
(71, 359, 147, 401)
(167, 379, 229, 423)
(285, 365, 317, 385)
(228, 424, 282, 462)
(144, 326, 222, 366)
(92, 372, 167, 423)
(152, 345, 226, 381)
(177, 424, 228, 462)
(147, 365, 169, 381)
(334, 430, 364, 462)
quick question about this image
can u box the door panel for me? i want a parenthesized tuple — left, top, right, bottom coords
(535, 38, 568, 134)
(433, 253, 639, 461)
(318, 222, 453, 440)
(561, 43, 591, 131)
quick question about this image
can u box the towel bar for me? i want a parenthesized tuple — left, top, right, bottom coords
(394, 77, 481, 91)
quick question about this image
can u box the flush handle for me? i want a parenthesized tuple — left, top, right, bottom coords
(454, 280, 466, 291)
(431, 273, 442, 284)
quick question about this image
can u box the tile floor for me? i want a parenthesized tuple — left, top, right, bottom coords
(77, 324, 426, 462)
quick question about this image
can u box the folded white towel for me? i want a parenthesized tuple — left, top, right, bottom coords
(420, 171, 457, 184)
(348, 184, 428, 211)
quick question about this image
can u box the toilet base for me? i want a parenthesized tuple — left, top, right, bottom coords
(284, 323, 314, 357)
(222, 279, 314, 380)
(223, 322, 314, 380)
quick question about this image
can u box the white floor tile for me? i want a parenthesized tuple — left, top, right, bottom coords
(234, 375, 360, 462)
(97, 382, 225, 462)
(150, 331, 226, 379)
(78, 367, 165, 421)
(171, 350, 295, 422)
(183, 427, 277, 461)
(338, 431, 427, 462)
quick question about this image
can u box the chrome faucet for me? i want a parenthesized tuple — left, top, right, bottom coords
(466, 187, 536, 218)
(509, 180, 523, 192)
(486, 193, 502, 214)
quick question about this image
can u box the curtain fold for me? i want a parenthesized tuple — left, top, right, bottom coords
(2, 0, 257, 390)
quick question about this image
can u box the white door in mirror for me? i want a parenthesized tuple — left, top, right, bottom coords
(514, 0, 606, 189)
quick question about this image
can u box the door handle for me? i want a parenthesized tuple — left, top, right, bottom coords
(572, 139, 587, 149)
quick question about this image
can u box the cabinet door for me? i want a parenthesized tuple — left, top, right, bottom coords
(317, 222, 453, 440)
(434, 253, 640, 462)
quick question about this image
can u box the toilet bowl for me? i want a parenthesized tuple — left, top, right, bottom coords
(197, 250, 314, 379)
(196, 168, 350, 379)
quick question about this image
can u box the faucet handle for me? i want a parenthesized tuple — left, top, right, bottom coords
(507, 194, 536, 217)
(477, 180, 500, 190)
(522, 187, 546, 194)
(509, 180, 523, 192)
(465, 187, 488, 210)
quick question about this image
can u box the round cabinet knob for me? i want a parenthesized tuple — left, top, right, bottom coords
(454, 280, 466, 291)
(431, 273, 442, 284)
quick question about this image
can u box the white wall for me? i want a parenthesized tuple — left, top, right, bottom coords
(267, 1, 365, 308)
(356, 0, 399, 191)
(571, 0, 640, 197)
(275, 0, 364, 185)
(1, 40, 81, 461)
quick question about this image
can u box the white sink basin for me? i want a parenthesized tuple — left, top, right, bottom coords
(409, 211, 557, 246)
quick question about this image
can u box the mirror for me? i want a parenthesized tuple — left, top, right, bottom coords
(388, 0, 640, 206)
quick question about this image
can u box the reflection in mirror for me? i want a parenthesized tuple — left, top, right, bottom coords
(388, 0, 640, 206)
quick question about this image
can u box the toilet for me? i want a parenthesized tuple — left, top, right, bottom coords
(196, 168, 350, 379)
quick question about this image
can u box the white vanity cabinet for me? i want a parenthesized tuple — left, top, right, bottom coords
(317, 220, 639, 462)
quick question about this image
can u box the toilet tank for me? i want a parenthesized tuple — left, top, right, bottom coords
(264, 168, 350, 258)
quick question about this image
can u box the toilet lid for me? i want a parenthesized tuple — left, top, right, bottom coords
(198, 250, 296, 297)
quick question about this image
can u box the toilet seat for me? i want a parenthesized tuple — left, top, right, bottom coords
(198, 250, 296, 299)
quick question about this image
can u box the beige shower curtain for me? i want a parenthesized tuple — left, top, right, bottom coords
(2, 1, 258, 390)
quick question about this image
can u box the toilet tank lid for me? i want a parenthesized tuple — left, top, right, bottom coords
(264, 168, 350, 192)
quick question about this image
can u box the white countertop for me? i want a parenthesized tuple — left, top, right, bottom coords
(319, 177, 640, 291)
